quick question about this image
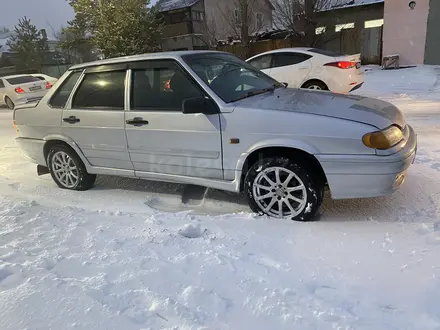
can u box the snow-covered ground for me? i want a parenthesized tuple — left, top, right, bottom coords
(1, 66, 440, 330)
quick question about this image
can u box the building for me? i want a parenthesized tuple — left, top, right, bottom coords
(383, 0, 440, 65)
(158, 0, 274, 51)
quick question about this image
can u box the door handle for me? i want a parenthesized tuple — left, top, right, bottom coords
(126, 117, 149, 126)
(63, 116, 80, 124)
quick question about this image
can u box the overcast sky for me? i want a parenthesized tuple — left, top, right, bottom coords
(0, 0, 158, 38)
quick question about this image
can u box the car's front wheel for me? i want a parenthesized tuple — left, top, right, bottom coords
(47, 144, 96, 191)
(244, 157, 323, 221)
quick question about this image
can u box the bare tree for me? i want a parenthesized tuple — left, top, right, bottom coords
(272, 0, 350, 47)
(219, 0, 267, 57)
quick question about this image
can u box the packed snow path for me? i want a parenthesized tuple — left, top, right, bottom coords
(0, 66, 440, 329)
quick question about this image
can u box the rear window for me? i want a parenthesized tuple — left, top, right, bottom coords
(6, 76, 41, 85)
(308, 48, 343, 57)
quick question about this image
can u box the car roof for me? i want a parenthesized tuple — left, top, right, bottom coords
(0, 74, 34, 79)
(246, 47, 315, 60)
(69, 50, 229, 70)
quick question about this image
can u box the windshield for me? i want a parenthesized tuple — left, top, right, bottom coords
(6, 76, 41, 85)
(182, 53, 280, 103)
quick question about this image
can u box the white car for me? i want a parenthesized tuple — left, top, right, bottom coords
(0, 74, 51, 109)
(246, 48, 365, 94)
(30, 73, 58, 85)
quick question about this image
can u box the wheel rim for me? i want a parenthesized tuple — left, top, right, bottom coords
(5, 98, 13, 108)
(252, 166, 307, 218)
(308, 85, 321, 90)
(51, 151, 79, 188)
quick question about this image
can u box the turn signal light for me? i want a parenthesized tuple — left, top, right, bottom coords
(15, 87, 25, 93)
(362, 125, 404, 150)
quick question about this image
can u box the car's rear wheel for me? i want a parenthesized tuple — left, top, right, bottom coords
(5, 97, 14, 109)
(302, 81, 328, 91)
(47, 144, 96, 191)
(244, 157, 324, 221)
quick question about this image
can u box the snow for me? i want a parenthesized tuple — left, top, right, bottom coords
(322, 0, 384, 11)
(158, 0, 200, 13)
(1, 65, 440, 329)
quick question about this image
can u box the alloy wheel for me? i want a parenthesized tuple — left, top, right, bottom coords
(252, 166, 307, 218)
(51, 151, 79, 189)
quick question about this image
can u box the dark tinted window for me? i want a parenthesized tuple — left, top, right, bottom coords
(72, 70, 126, 110)
(0, 79, 4, 88)
(131, 60, 202, 111)
(6, 76, 40, 85)
(272, 53, 312, 68)
(48, 71, 82, 108)
(248, 55, 272, 70)
(308, 48, 343, 57)
(34, 76, 46, 80)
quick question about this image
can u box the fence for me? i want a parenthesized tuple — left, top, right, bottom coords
(217, 26, 383, 64)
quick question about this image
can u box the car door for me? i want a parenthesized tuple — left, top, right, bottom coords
(269, 52, 312, 88)
(247, 54, 273, 76)
(61, 65, 133, 170)
(125, 60, 223, 179)
(0, 79, 5, 104)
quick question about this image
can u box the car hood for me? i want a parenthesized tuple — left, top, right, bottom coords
(233, 88, 406, 129)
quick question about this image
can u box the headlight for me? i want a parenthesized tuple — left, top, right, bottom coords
(362, 125, 404, 150)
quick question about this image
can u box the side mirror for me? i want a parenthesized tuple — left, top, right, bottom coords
(182, 96, 219, 115)
(282, 82, 288, 88)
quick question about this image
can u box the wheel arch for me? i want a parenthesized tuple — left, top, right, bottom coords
(301, 79, 328, 89)
(43, 135, 90, 168)
(239, 145, 327, 192)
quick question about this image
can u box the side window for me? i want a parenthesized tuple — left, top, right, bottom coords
(131, 61, 202, 111)
(72, 70, 126, 110)
(0, 79, 4, 88)
(35, 76, 45, 80)
(272, 53, 312, 68)
(248, 55, 272, 70)
(48, 71, 82, 108)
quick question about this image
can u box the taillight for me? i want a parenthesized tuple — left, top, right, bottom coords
(325, 61, 357, 69)
(15, 87, 25, 93)
(46, 81, 52, 89)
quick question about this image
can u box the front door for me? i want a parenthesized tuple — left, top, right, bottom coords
(61, 66, 133, 170)
(125, 60, 223, 179)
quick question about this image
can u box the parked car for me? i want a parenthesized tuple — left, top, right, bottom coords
(0, 74, 52, 109)
(30, 73, 58, 85)
(246, 48, 365, 94)
(13, 51, 417, 221)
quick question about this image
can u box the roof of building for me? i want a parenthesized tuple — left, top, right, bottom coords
(69, 50, 227, 70)
(325, 0, 384, 10)
(158, 0, 200, 12)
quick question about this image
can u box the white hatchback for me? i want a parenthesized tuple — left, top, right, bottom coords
(0, 74, 51, 109)
(246, 48, 365, 94)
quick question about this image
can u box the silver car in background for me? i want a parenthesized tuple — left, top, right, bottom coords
(0, 74, 51, 109)
(13, 51, 417, 221)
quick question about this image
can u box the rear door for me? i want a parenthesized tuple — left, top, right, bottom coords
(61, 65, 133, 170)
(0, 79, 5, 104)
(125, 60, 223, 179)
(270, 52, 312, 87)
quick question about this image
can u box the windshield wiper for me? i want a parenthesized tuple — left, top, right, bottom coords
(231, 83, 285, 102)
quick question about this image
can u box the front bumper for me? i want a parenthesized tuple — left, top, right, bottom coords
(317, 125, 417, 199)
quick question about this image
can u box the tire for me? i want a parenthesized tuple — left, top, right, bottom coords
(47, 144, 96, 191)
(302, 81, 328, 91)
(5, 97, 14, 110)
(244, 157, 324, 221)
